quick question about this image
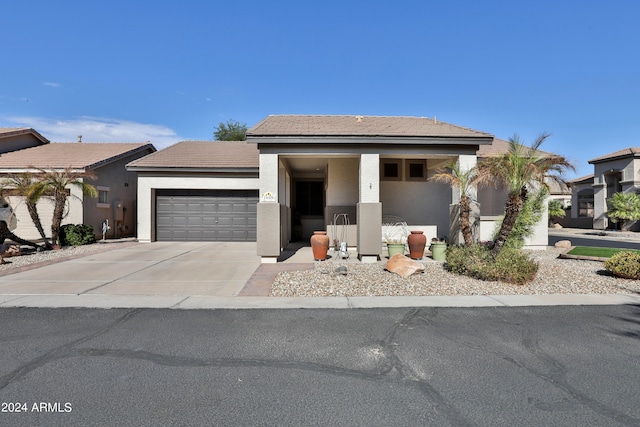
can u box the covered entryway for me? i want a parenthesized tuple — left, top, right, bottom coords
(156, 189, 258, 241)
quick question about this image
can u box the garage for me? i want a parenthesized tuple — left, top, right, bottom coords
(156, 189, 258, 241)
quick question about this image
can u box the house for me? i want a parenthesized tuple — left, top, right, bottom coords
(569, 147, 640, 231)
(0, 127, 49, 153)
(128, 115, 553, 263)
(0, 140, 156, 241)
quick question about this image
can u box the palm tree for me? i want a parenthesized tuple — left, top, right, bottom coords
(478, 133, 574, 256)
(430, 162, 479, 246)
(2, 174, 52, 249)
(29, 167, 98, 247)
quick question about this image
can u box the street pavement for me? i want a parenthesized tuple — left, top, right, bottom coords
(0, 229, 638, 310)
(0, 305, 638, 426)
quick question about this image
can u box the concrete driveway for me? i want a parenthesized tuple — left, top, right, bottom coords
(0, 242, 261, 297)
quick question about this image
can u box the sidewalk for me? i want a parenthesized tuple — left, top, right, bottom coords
(0, 231, 639, 310)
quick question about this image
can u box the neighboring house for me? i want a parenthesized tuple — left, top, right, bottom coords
(569, 147, 640, 231)
(128, 115, 555, 263)
(0, 141, 156, 241)
(0, 127, 49, 153)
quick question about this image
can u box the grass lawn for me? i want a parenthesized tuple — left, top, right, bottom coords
(566, 246, 640, 258)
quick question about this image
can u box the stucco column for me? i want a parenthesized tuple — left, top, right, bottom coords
(592, 180, 608, 229)
(357, 154, 382, 263)
(257, 153, 281, 263)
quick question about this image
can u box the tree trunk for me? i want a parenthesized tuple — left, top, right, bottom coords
(51, 193, 67, 246)
(0, 221, 41, 249)
(459, 195, 473, 246)
(491, 192, 524, 257)
(26, 200, 52, 249)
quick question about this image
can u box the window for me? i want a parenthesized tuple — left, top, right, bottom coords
(577, 190, 594, 218)
(381, 159, 402, 181)
(96, 186, 110, 208)
(405, 160, 427, 181)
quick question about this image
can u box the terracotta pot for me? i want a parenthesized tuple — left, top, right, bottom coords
(310, 231, 330, 261)
(408, 231, 426, 259)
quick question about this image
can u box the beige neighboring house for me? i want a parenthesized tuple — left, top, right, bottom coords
(128, 115, 558, 263)
(569, 147, 640, 231)
(0, 139, 156, 241)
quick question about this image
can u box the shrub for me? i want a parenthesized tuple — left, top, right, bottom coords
(492, 188, 547, 250)
(604, 251, 640, 279)
(60, 224, 96, 246)
(445, 244, 538, 285)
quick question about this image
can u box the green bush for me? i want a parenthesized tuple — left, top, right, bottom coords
(60, 224, 96, 246)
(445, 244, 539, 285)
(604, 251, 640, 279)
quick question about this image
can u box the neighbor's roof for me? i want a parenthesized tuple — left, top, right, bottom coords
(0, 142, 155, 170)
(589, 147, 640, 164)
(569, 174, 594, 184)
(0, 127, 49, 144)
(247, 115, 493, 138)
(126, 141, 259, 170)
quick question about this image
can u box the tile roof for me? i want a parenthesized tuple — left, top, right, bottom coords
(126, 141, 259, 169)
(0, 142, 154, 170)
(588, 147, 640, 163)
(247, 115, 493, 138)
(569, 174, 594, 184)
(477, 137, 555, 157)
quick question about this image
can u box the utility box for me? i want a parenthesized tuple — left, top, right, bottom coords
(114, 201, 124, 221)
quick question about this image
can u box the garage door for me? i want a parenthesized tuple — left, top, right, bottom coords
(156, 190, 258, 241)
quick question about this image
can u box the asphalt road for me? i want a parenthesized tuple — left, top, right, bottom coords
(1, 306, 639, 427)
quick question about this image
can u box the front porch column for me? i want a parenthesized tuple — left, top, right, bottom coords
(450, 154, 479, 245)
(358, 154, 382, 263)
(257, 153, 281, 263)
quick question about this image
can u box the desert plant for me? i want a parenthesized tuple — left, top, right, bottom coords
(60, 224, 96, 246)
(29, 167, 98, 246)
(607, 192, 640, 231)
(493, 188, 547, 250)
(477, 133, 574, 256)
(604, 251, 640, 279)
(548, 199, 566, 225)
(445, 244, 538, 284)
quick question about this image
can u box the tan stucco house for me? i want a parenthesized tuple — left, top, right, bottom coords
(569, 147, 640, 231)
(0, 128, 155, 241)
(128, 115, 550, 263)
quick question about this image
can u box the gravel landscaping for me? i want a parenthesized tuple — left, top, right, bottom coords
(0, 239, 138, 273)
(270, 247, 640, 297)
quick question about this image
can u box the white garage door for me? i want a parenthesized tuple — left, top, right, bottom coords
(156, 190, 258, 241)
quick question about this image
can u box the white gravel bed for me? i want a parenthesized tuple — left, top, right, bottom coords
(0, 239, 136, 272)
(271, 248, 640, 297)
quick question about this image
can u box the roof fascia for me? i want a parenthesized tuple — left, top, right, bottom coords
(125, 166, 258, 174)
(86, 144, 156, 171)
(247, 135, 493, 145)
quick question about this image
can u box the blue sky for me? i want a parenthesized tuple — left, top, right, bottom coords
(2, 0, 639, 179)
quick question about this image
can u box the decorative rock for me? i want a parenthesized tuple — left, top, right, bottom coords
(554, 240, 572, 248)
(334, 266, 348, 276)
(385, 254, 425, 278)
(0, 244, 21, 258)
(551, 223, 563, 229)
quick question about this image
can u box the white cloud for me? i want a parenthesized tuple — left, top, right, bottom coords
(43, 82, 61, 88)
(4, 116, 184, 150)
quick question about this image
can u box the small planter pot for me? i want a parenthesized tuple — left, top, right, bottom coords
(386, 243, 406, 258)
(430, 241, 447, 261)
(310, 231, 330, 261)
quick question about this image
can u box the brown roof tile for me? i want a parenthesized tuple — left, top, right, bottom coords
(588, 147, 640, 163)
(247, 115, 493, 138)
(0, 142, 154, 170)
(126, 141, 259, 169)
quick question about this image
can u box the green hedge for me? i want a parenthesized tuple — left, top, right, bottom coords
(60, 224, 97, 246)
(604, 251, 640, 279)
